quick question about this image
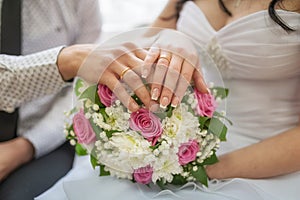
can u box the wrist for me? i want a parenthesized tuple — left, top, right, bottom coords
(57, 45, 80, 81)
(57, 44, 95, 81)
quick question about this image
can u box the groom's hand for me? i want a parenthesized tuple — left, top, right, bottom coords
(0, 137, 34, 182)
(57, 44, 151, 112)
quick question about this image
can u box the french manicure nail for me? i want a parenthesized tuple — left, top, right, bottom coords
(171, 97, 179, 108)
(151, 88, 159, 100)
(160, 96, 169, 109)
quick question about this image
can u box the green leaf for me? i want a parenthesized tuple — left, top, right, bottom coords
(166, 105, 174, 118)
(198, 116, 210, 129)
(68, 106, 79, 116)
(74, 79, 84, 97)
(97, 108, 108, 122)
(156, 179, 166, 190)
(105, 129, 120, 138)
(207, 117, 227, 141)
(79, 85, 104, 107)
(75, 143, 88, 156)
(213, 112, 233, 125)
(90, 154, 98, 169)
(99, 164, 110, 176)
(202, 152, 219, 165)
(88, 117, 103, 138)
(149, 141, 161, 150)
(171, 174, 187, 185)
(191, 165, 208, 187)
(90, 146, 99, 169)
(211, 87, 229, 99)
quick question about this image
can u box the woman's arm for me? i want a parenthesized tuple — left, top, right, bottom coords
(206, 124, 300, 179)
(151, 0, 178, 29)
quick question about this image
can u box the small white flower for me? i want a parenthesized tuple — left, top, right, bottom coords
(182, 172, 189, 177)
(99, 132, 107, 139)
(92, 104, 99, 111)
(153, 149, 160, 156)
(63, 130, 69, 136)
(193, 166, 198, 171)
(221, 110, 226, 116)
(70, 139, 76, 146)
(187, 176, 194, 182)
(85, 99, 93, 108)
(85, 112, 91, 119)
(70, 130, 75, 137)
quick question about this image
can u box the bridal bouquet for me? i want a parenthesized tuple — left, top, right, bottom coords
(65, 79, 229, 188)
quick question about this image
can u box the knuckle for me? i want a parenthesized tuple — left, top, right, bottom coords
(187, 53, 198, 66)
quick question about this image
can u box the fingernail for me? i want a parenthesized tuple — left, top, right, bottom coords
(151, 88, 159, 101)
(206, 88, 211, 94)
(171, 97, 179, 108)
(131, 102, 139, 111)
(160, 96, 169, 109)
(142, 68, 148, 78)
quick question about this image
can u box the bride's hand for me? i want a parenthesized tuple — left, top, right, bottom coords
(58, 43, 151, 112)
(142, 29, 208, 109)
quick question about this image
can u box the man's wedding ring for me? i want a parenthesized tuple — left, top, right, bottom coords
(120, 67, 130, 80)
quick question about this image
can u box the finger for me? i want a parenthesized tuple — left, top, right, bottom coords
(142, 46, 160, 78)
(100, 72, 140, 112)
(192, 60, 209, 94)
(112, 81, 140, 112)
(126, 53, 144, 75)
(159, 54, 184, 109)
(171, 60, 194, 107)
(134, 48, 148, 60)
(150, 51, 171, 101)
(121, 68, 151, 109)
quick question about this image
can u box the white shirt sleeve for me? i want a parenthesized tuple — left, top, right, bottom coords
(0, 46, 66, 113)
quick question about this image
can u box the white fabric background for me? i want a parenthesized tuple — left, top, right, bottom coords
(98, 0, 168, 41)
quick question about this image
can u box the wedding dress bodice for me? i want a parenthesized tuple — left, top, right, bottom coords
(177, 2, 300, 148)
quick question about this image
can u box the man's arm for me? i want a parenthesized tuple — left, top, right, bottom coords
(0, 47, 67, 112)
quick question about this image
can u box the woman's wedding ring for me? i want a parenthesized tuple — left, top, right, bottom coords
(159, 53, 171, 63)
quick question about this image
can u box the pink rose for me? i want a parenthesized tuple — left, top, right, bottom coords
(133, 165, 153, 184)
(177, 140, 200, 165)
(73, 109, 96, 144)
(194, 89, 216, 117)
(97, 84, 116, 107)
(129, 108, 162, 145)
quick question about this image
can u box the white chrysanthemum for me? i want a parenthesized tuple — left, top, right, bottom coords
(152, 149, 183, 183)
(162, 104, 200, 148)
(96, 131, 155, 175)
(104, 165, 133, 180)
(105, 105, 130, 131)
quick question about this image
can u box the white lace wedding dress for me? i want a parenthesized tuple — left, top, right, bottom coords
(36, 2, 300, 200)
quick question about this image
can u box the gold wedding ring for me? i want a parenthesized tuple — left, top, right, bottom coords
(159, 53, 171, 63)
(119, 67, 130, 80)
